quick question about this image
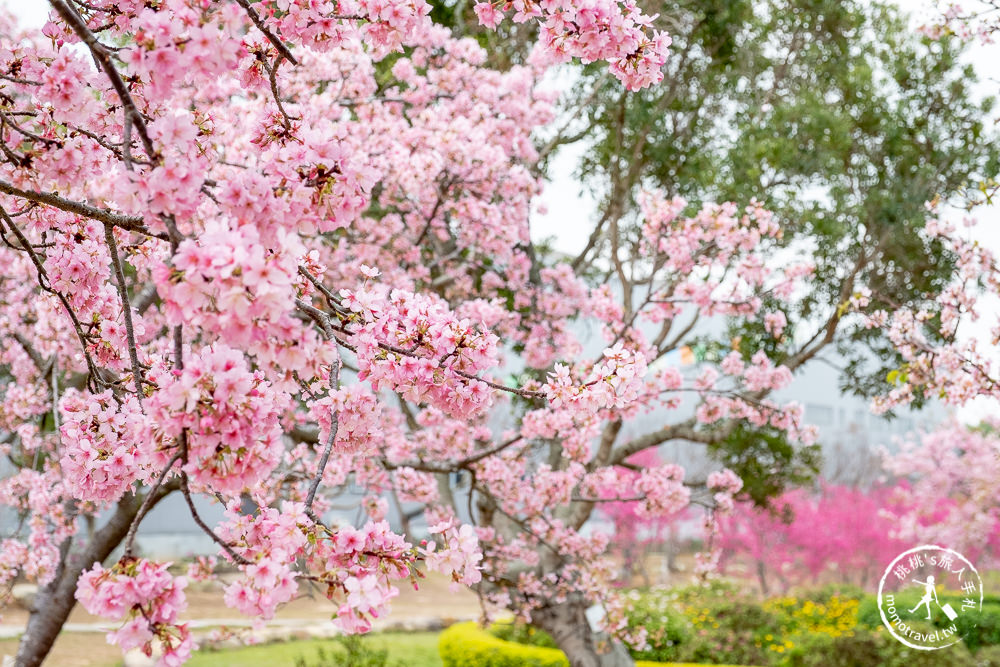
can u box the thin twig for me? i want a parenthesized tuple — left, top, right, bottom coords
(304, 322, 343, 524)
(180, 468, 252, 566)
(104, 223, 145, 400)
(0, 205, 103, 389)
(122, 452, 181, 556)
(233, 0, 299, 65)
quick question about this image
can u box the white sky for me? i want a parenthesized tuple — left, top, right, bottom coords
(3, 0, 999, 421)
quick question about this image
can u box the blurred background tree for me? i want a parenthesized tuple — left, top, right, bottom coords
(434, 0, 1000, 505)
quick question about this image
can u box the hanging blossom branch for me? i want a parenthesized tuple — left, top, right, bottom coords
(0, 206, 104, 389)
(49, 0, 157, 159)
(232, 0, 299, 65)
(294, 297, 546, 400)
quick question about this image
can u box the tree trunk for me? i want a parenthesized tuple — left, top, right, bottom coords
(666, 524, 680, 575)
(533, 597, 635, 667)
(756, 560, 769, 597)
(14, 487, 174, 667)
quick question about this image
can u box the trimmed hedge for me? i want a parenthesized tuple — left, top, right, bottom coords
(438, 622, 747, 667)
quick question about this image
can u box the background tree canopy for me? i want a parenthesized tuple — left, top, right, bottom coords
(435, 0, 1000, 504)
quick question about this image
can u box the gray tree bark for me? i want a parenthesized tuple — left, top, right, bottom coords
(533, 596, 635, 667)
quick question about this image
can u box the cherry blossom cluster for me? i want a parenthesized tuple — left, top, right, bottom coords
(308, 520, 418, 633)
(472, 1, 670, 90)
(212, 500, 443, 634)
(41, 218, 137, 371)
(543, 342, 648, 411)
(634, 464, 690, 518)
(421, 520, 484, 591)
(308, 384, 383, 455)
(916, 2, 997, 42)
(153, 223, 301, 353)
(58, 390, 144, 505)
(0, 469, 73, 586)
(347, 287, 501, 418)
(215, 503, 307, 620)
(639, 193, 794, 319)
(863, 207, 1000, 413)
(144, 345, 289, 496)
(0, 0, 854, 662)
(76, 558, 191, 667)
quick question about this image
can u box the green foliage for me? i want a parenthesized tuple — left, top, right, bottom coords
(448, 587, 1000, 667)
(676, 600, 781, 666)
(623, 593, 693, 661)
(439, 622, 569, 667)
(706, 424, 821, 507)
(490, 621, 559, 649)
(294, 636, 396, 667)
(955, 605, 1000, 652)
(625, 587, 789, 665)
(857, 591, 1000, 653)
(438, 622, 741, 667)
(625, 585, 1000, 666)
(781, 625, 977, 667)
(970, 644, 1000, 666)
(184, 633, 442, 667)
(560, 0, 1000, 496)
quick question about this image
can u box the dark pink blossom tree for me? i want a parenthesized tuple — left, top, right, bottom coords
(718, 483, 907, 594)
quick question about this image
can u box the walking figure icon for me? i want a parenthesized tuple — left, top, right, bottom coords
(907, 575, 959, 622)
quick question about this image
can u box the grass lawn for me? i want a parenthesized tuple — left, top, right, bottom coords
(185, 632, 442, 667)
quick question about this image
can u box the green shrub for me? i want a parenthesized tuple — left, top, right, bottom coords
(490, 621, 559, 649)
(666, 581, 742, 605)
(780, 625, 977, 667)
(793, 584, 867, 605)
(970, 644, 1000, 665)
(858, 592, 1000, 651)
(439, 622, 569, 667)
(780, 629, 882, 667)
(438, 621, 749, 667)
(294, 636, 396, 667)
(623, 586, 786, 665)
(954, 604, 1000, 652)
(674, 600, 780, 666)
(855, 596, 882, 629)
(624, 590, 694, 662)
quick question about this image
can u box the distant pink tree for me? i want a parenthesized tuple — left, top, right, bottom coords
(882, 422, 1000, 567)
(718, 483, 907, 594)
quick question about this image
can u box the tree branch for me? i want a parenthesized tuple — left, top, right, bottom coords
(0, 179, 161, 237)
(232, 0, 299, 65)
